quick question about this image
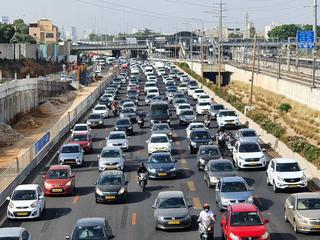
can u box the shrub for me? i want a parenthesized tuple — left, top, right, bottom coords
(278, 103, 292, 112)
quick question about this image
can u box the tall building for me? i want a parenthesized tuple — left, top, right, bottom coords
(71, 26, 78, 41)
(265, 22, 279, 39)
(28, 19, 60, 43)
(1, 16, 9, 24)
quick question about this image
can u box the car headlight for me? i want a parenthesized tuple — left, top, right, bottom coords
(44, 182, 51, 188)
(170, 167, 176, 172)
(148, 166, 156, 173)
(248, 196, 254, 202)
(8, 202, 14, 208)
(99, 121, 103, 124)
(297, 214, 309, 224)
(199, 158, 205, 163)
(276, 175, 284, 182)
(118, 187, 125, 195)
(65, 180, 72, 187)
(210, 176, 217, 182)
(261, 232, 269, 240)
(96, 188, 104, 195)
(30, 201, 38, 208)
(221, 197, 229, 203)
(229, 232, 240, 240)
(191, 141, 197, 146)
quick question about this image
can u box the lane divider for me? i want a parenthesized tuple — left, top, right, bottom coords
(193, 197, 202, 209)
(187, 181, 196, 192)
(72, 195, 80, 204)
(131, 212, 137, 225)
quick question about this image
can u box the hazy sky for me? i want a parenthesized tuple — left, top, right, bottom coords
(1, 0, 316, 37)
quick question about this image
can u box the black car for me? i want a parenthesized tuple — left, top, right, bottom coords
(146, 152, 177, 179)
(196, 145, 221, 170)
(188, 128, 214, 154)
(66, 217, 114, 240)
(128, 95, 138, 105)
(86, 113, 104, 128)
(99, 97, 111, 109)
(95, 170, 128, 203)
(114, 117, 133, 134)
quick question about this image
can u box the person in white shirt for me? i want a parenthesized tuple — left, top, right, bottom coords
(198, 203, 215, 222)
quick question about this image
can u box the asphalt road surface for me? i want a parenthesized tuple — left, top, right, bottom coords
(0, 68, 319, 240)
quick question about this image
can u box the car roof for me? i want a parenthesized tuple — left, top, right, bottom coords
(238, 128, 256, 133)
(220, 176, 245, 182)
(102, 146, 121, 151)
(199, 145, 219, 150)
(295, 192, 320, 199)
(71, 132, 89, 136)
(74, 123, 88, 127)
(100, 170, 123, 176)
(230, 203, 258, 212)
(150, 133, 168, 137)
(75, 217, 106, 227)
(15, 184, 39, 191)
(0, 227, 26, 237)
(150, 152, 171, 157)
(219, 109, 235, 113)
(49, 165, 71, 170)
(273, 158, 297, 164)
(238, 140, 259, 145)
(109, 131, 126, 135)
(191, 128, 209, 133)
(62, 143, 81, 148)
(158, 191, 184, 198)
(208, 159, 232, 165)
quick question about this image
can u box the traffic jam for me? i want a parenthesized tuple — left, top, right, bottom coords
(2, 58, 320, 240)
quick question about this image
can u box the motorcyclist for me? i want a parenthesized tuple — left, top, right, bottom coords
(136, 162, 148, 185)
(204, 111, 211, 122)
(198, 203, 215, 223)
(137, 112, 145, 125)
(111, 101, 119, 115)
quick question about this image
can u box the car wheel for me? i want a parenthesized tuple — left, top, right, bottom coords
(284, 209, 288, 222)
(207, 179, 211, 188)
(273, 181, 279, 193)
(293, 219, 299, 233)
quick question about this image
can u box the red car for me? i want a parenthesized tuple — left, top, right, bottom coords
(43, 165, 75, 196)
(221, 203, 270, 240)
(69, 132, 93, 153)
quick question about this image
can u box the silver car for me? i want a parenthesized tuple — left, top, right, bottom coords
(106, 131, 129, 151)
(235, 128, 259, 143)
(98, 147, 125, 171)
(215, 176, 253, 211)
(204, 159, 236, 188)
(179, 109, 196, 125)
(58, 144, 84, 166)
(209, 104, 224, 119)
(153, 191, 192, 230)
(151, 123, 172, 138)
(0, 227, 31, 239)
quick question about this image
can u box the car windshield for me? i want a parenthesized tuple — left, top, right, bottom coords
(71, 135, 88, 141)
(117, 119, 130, 125)
(101, 149, 120, 158)
(89, 114, 101, 119)
(241, 131, 257, 137)
(199, 102, 210, 106)
(195, 90, 204, 93)
(98, 175, 122, 185)
(297, 198, 320, 210)
(95, 106, 106, 111)
(150, 136, 168, 143)
(190, 124, 204, 130)
(201, 148, 219, 156)
(0, 238, 20, 240)
(221, 181, 247, 192)
(239, 143, 260, 153)
(179, 105, 191, 110)
(181, 111, 194, 116)
(109, 134, 125, 140)
(200, 95, 210, 99)
(128, 90, 137, 95)
(230, 212, 263, 226)
(124, 103, 135, 108)
(220, 111, 236, 117)
(61, 146, 80, 153)
(47, 169, 70, 179)
(152, 109, 168, 114)
(158, 197, 186, 209)
(72, 226, 105, 239)
(122, 108, 134, 113)
(210, 162, 233, 172)
(175, 99, 186, 104)
(149, 155, 173, 164)
(149, 89, 158, 93)
(11, 190, 37, 201)
(212, 105, 224, 110)
(276, 162, 300, 172)
(192, 131, 210, 139)
(74, 126, 88, 131)
(153, 124, 169, 131)
(146, 95, 155, 99)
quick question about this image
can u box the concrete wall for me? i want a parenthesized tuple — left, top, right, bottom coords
(0, 78, 69, 123)
(225, 64, 320, 111)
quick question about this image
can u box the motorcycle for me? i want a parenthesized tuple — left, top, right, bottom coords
(204, 113, 211, 128)
(226, 132, 236, 155)
(111, 105, 119, 116)
(199, 217, 215, 240)
(137, 117, 144, 128)
(217, 132, 226, 150)
(137, 172, 148, 192)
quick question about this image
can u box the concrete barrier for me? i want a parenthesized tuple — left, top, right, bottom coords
(176, 65, 320, 187)
(0, 70, 113, 204)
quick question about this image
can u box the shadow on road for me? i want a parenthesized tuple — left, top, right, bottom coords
(254, 197, 273, 212)
(270, 233, 298, 240)
(40, 207, 72, 220)
(126, 191, 152, 204)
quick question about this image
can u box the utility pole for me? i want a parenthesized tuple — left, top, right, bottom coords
(217, 0, 223, 88)
(200, 29, 204, 78)
(250, 34, 257, 105)
(312, 0, 318, 88)
(278, 42, 281, 79)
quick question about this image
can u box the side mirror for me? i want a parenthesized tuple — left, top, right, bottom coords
(152, 205, 156, 209)
(6, 196, 10, 201)
(288, 205, 294, 210)
(221, 219, 226, 225)
(262, 148, 266, 152)
(204, 166, 208, 172)
(42, 175, 46, 179)
(264, 218, 270, 224)
(65, 236, 70, 240)
(127, 137, 130, 139)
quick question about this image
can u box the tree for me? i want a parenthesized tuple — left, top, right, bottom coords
(10, 32, 36, 44)
(12, 19, 28, 34)
(268, 24, 302, 40)
(0, 23, 15, 43)
(88, 33, 99, 41)
(228, 33, 243, 39)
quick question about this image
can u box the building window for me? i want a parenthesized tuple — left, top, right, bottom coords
(46, 32, 54, 38)
(40, 32, 45, 41)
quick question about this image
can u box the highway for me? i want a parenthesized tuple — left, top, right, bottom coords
(0, 66, 319, 240)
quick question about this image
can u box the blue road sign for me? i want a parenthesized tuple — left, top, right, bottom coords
(297, 31, 315, 49)
(35, 132, 50, 154)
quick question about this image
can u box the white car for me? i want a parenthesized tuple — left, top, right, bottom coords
(72, 123, 91, 135)
(197, 94, 212, 103)
(92, 104, 108, 118)
(147, 88, 160, 96)
(103, 93, 115, 102)
(157, 68, 166, 76)
(7, 184, 45, 219)
(176, 103, 193, 115)
(232, 141, 267, 169)
(178, 83, 188, 93)
(216, 110, 240, 128)
(106, 131, 129, 151)
(147, 133, 172, 154)
(147, 75, 157, 82)
(266, 158, 307, 192)
(192, 89, 205, 100)
(179, 74, 189, 82)
(196, 102, 211, 115)
(122, 102, 137, 112)
(144, 82, 157, 93)
(186, 122, 206, 138)
(187, 86, 198, 96)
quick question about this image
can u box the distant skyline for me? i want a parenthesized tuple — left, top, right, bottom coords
(1, 0, 316, 37)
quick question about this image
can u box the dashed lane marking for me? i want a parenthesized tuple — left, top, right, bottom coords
(132, 213, 137, 225)
(193, 197, 202, 209)
(72, 195, 80, 204)
(187, 181, 196, 192)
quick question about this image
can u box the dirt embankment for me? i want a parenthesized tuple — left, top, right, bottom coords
(0, 59, 62, 79)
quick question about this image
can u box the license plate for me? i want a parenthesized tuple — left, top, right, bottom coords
(52, 188, 63, 193)
(106, 166, 116, 170)
(65, 161, 74, 164)
(168, 220, 180, 225)
(105, 196, 116, 200)
(158, 173, 167, 176)
(16, 212, 28, 216)
(288, 184, 299, 188)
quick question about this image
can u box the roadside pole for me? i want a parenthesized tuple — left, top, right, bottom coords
(249, 34, 257, 105)
(312, 0, 318, 88)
